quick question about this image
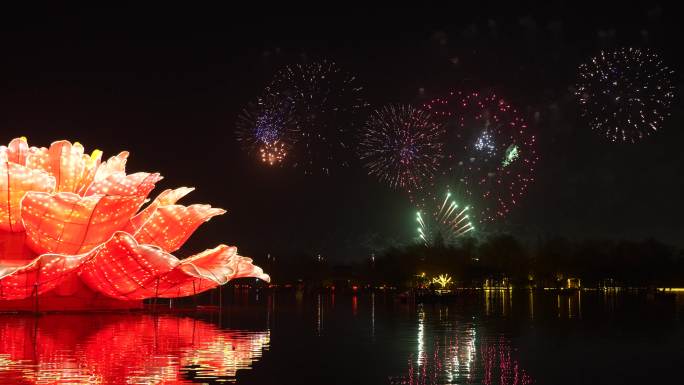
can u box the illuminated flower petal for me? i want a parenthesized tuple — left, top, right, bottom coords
(93, 151, 129, 183)
(0, 231, 36, 262)
(85, 172, 162, 197)
(21, 192, 146, 255)
(0, 138, 269, 308)
(0, 137, 31, 165)
(126, 187, 194, 232)
(78, 231, 179, 300)
(152, 187, 195, 206)
(79, 232, 268, 300)
(182, 249, 270, 282)
(132, 204, 225, 253)
(229, 255, 271, 281)
(25, 140, 102, 194)
(24, 146, 50, 171)
(156, 247, 270, 298)
(0, 251, 87, 300)
(0, 162, 56, 232)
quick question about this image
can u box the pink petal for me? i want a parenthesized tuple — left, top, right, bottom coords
(21, 192, 146, 255)
(0, 162, 56, 232)
(132, 204, 225, 253)
(78, 231, 179, 300)
(0, 251, 87, 300)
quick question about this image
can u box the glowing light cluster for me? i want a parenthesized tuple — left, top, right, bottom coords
(264, 59, 367, 174)
(417, 191, 474, 247)
(0, 137, 269, 306)
(575, 47, 675, 143)
(359, 104, 444, 189)
(422, 91, 538, 223)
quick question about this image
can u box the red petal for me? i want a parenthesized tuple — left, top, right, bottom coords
(0, 252, 87, 300)
(0, 162, 56, 232)
(132, 204, 225, 253)
(92, 151, 129, 183)
(156, 246, 270, 298)
(154, 187, 195, 206)
(21, 192, 146, 255)
(0, 137, 31, 165)
(79, 232, 268, 300)
(25, 146, 50, 172)
(25, 141, 101, 194)
(0, 231, 36, 262)
(85, 172, 162, 197)
(78, 231, 179, 300)
(125, 187, 194, 233)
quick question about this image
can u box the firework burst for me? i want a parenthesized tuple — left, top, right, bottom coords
(422, 91, 538, 223)
(265, 59, 366, 174)
(236, 97, 297, 166)
(259, 140, 287, 165)
(416, 191, 475, 247)
(575, 47, 675, 143)
(359, 104, 444, 190)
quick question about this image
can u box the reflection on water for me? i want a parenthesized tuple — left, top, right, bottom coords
(371, 293, 375, 340)
(1, 290, 683, 384)
(391, 303, 531, 385)
(0, 314, 269, 384)
(393, 335, 532, 385)
(484, 289, 513, 317)
(555, 291, 582, 319)
(417, 307, 425, 365)
(316, 293, 323, 336)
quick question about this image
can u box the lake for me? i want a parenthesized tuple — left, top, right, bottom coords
(1, 290, 683, 384)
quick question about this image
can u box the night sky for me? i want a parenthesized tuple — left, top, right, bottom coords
(1, 3, 682, 262)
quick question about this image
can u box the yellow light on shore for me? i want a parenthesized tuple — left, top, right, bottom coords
(432, 274, 453, 289)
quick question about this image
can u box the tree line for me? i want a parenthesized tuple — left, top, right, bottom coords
(253, 235, 684, 289)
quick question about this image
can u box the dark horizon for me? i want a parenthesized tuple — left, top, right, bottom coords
(1, 3, 682, 262)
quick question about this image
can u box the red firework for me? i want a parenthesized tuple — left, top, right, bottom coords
(420, 91, 538, 223)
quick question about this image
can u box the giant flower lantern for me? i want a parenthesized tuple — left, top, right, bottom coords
(0, 137, 269, 311)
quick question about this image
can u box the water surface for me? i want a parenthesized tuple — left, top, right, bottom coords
(1, 290, 683, 384)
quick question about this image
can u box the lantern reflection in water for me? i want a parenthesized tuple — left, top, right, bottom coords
(0, 314, 269, 384)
